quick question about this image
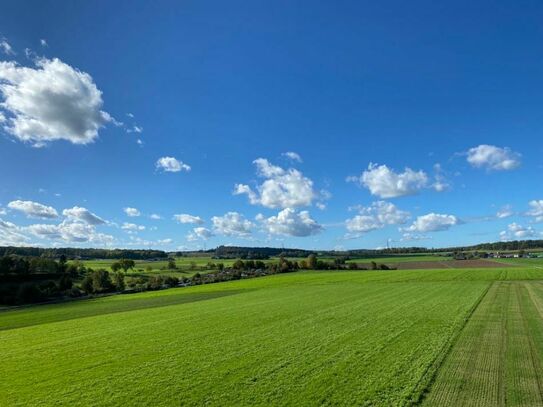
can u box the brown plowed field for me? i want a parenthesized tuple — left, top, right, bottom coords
(392, 259, 514, 270)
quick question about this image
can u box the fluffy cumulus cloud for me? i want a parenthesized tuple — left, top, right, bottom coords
(8, 200, 58, 219)
(62, 206, 105, 225)
(500, 223, 538, 241)
(156, 156, 191, 173)
(234, 158, 316, 209)
(0, 218, 29, 245)
(282, 151, 302, 162)
(123, 207, 141, 217)
(27, 220, 114, 245)
(346, 201, 410, 233)
(121, 222, 145, 231)
(173, 214, 204, 225)
(350, 163, 429, 198)
(466, 145, 521, 171)
(403, 213, 459, 233)
(187, 227, 214, 241)
(149, 213, 162, 220)
(527, 200, 543, 222)
(258, 208, 322, 237)
(212, 212, 254, 237)
(0, 58, 114, 146)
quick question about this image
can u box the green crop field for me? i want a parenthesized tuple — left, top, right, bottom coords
(490, 257, 543, 268)
(345, 254, 451, 264)
(74, 257, 240, 278)
(424, 281, 543, 405)
(3, 267, 543, 406)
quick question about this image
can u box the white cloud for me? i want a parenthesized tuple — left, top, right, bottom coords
(123, 207, 140, 217)
(351, 163, 429, 198)
(500, 223, 538, 241)
(126, 113, 134, 118)
(187, 227, 214, 241)
(129, 125, 143, 133)
(466, 145, 521, 171)
(136, 138, 143, 146)
(121, 222, 145, 231)
(346, 201, 410, 233)
(27, 220, 114, 245)
(432, 163, 450, 192)
(212, 212, 254, 236)
(0, 58, 114, 146)
(282, 151, 302, 162)
(234, 158, 316, 208)
(258, 208, 322, 237)
(527, 200, 543, 222)
(496, 205, 514, 219)
(149, 213, 162, 220)
(173, 213, 204, 225)
(0, 218, 29, 245)
(62, 206, 105, 225)
(8, 200, 58, 219)
(0, 39, 14, 55)
(316, 202, 326, 210)
(156, 156, 191, 173)
(403, 213, 459, 233)
(345, 215, 382, 234)
(26, 223, 61, 239)
(40, 39, 48, 47)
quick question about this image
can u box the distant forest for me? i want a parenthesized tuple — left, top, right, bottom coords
(0, 246, 168, 260)
(1, 239, 542, 261)
(195, 240, 543, 259)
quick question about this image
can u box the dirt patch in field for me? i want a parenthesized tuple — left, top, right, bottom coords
(392, 259, 514, 270)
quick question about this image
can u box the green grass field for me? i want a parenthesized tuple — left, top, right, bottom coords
(424, 281, 543, 405)
(74, 257, 240, 278)
(345, 254, 452, 264)
(76, 254, 450, 275)
(3, 267, 543, 406)
(490, 257, 543, 268)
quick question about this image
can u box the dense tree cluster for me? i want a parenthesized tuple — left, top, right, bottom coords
(213, 245, 311, 259)
(0, 255, 83, 305)
(183, 255, 392, 288)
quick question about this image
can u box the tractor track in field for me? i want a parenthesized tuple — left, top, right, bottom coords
(421, 281, 543, 406)
(409, 281, 493, 405)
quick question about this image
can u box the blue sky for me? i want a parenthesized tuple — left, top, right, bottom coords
(0, 0, 542, 251)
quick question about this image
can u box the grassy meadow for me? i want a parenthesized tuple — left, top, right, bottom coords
(75, 253, 452, 277)
(3, 265, 543, 406)
(424, 280, 543, 405)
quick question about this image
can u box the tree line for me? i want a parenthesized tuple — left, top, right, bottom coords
(0, 253, 395, 306)
(0, 246, 167, 260)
